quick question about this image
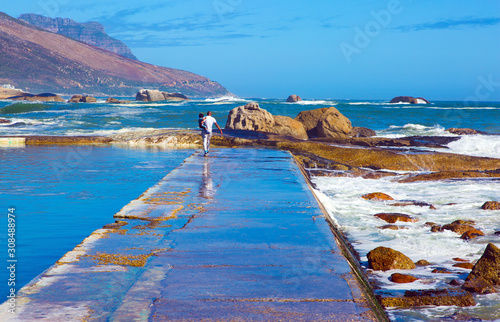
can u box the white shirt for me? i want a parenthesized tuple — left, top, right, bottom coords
(203, 115, 217, 133)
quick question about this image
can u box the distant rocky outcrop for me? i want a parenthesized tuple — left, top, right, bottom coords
(0, 118, 11, 124)
(464, 243, 500, 293)
(390, 96, 430, 104)
(286, 95, 302, 102)
(446, 128, 486, 135)
(68, 95, 97, 103)
(0, 87, 24, 99)
(0, 12, 230, 97)
(7, 93, 64, 102)
(367, 246, 415, 271)
(19, 13, 137, 60)
(106, 97, 131, 104)
(294, 107, 352, 139)
(225, 103, 307, 140)
(135, 89, 189, 102)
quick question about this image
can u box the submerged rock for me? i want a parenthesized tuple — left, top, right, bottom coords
(380, 289, 475, 308)
(362, 192, 394, 201)
(367, 246, 415, 271)
(286, 94, 302, 102)
(0, 118, 11, 124)
(481, 201, 500, 210)
(106, 97, 132, 104)
(415, 259, 431, 266)
(465, 243, 500, 290)
(390, 200, 436, 209)
(374, 213, 418, 224)
(378, 225, 408, 230)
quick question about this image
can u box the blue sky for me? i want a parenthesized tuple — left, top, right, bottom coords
(4, 1, 500, 100)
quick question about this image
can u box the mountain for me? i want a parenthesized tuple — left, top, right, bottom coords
(19, 13, 137, 60)
(0, 12, 229, 97)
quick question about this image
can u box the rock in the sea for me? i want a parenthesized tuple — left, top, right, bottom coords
(162, 92, 189, 101)
(374, 213, 418, 224)
(286, 94, 302, 102)
(461, 229, 485, 240)
(389, 96, 429, 104)
(349, 126, 376, 137)
(442, 222, 475, 235)
(465, 243, 500, 288)
(135, 89, 188, 102)
(106, 97, 131, 104)
(294, 107, 329, 137)
(453, 263, 474, 269)
(380, 289, 475, 308)
(367, 246, 415, 271)
(362, 192, 394, 201)
(432, 268, 453, 274)
(272, 115, 308, 140)
(81, 96, 97, 103)
(68, 95, 83, 103)
(316, 107, 353, 139)
(390, 273, 418, 283)
(391, 200, 436, 209)
(446, 128, 485, 135)
(462, 277, 497, 294)
(481, 201, 500, 210)
(430, 225, 442, 232)
(8, 93, 65, 102)
(0, 118, 11, 124)
(225, 102, 275, 132)
(415, 259, 431, 266)
(378, 225, 408, 230)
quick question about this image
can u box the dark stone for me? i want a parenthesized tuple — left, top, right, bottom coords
(462, 277, 497, 294)
(466, 243, 500, 286)
(481, 201, 500, 210)
(461, 229, 485, 240)
(446, 128, 486, 135)
(415, 259, 431, 266)
(380, 289, 475, 308)
(349, 127, 376, 138)
(389, 96, 429, 104)
(0, 118, 11, 124)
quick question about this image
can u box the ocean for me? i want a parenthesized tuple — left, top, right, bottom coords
(0, 97, 499, 320)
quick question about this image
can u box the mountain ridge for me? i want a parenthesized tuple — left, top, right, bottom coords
(0, 12, 229, 97)
(19, 13, 138, 60)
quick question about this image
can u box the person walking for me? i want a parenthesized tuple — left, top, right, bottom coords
(201, 111, 223, 156)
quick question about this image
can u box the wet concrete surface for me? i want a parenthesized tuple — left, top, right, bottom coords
(1, 148, 379, 321)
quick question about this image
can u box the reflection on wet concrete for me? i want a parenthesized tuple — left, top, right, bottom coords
(0, 148, 380, 321)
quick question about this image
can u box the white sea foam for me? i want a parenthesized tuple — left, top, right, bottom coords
(377, 123, 451, 138)
(203, 96, 247, 103)
(447, 135, 500, 159)
(313, 174, 500, 292)
(293, 100, 334, 105)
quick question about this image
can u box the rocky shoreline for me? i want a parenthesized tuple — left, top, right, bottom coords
(2, 101, 499, 315)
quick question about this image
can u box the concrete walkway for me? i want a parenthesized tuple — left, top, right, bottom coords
(1, 148, 381, 321)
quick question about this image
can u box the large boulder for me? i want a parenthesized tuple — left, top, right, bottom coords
(106, 97, 132, 104)
(8, 93, 65, 102)
(225, 103, 275, 132)
(465, 243, 500, 290)
(442, 221, 475, 235)
(286, 94, 302, 102)
(367, 246, 416, 271)
(294, 107, 329, 137)
(163, 92, 189, 101)
(316, 107, 353, 139)
(68, 95, 83, 103)
(272, 115, 308, 140)
(390, 96, 429, 104)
